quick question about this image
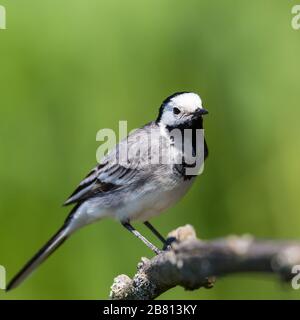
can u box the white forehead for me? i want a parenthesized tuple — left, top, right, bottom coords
(169, 92, 202, 112)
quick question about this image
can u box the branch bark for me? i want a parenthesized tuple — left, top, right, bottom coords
(109, 225, 300, 300)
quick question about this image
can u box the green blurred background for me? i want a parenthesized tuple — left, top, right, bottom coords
(1, 0, 300, 299)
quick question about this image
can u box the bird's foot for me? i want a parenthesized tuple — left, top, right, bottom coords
(162, 236, 177, 251)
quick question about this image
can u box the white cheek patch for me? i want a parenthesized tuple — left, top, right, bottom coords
(161, 110, 175, 126)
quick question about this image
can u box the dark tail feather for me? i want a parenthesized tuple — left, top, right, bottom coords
(6, 224, 70, 291)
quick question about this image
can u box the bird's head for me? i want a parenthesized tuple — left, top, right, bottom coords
(156, 92, 208, 128)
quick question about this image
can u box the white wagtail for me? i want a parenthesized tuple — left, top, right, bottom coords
(7, 92, 208, 291)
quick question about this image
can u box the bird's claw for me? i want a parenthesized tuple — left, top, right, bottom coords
(162, 236, 177, 251)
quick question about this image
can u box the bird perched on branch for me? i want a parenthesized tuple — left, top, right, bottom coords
(7, 92, 208, 291)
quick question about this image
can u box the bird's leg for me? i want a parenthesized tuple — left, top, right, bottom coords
(144, 221, 167, 245)
(122, 222, 162, 255)
(144, 221, 174, 251)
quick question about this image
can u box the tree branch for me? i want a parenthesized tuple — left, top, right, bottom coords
(109, 225, 300, 300)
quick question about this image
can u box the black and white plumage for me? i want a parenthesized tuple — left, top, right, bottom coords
(7, 92, 208, 291)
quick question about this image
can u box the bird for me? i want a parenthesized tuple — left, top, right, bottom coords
(6, 92, 209, 291)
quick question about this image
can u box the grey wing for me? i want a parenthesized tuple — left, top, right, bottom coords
(63, 123, 155, 206)
(63, 162, 139, 206)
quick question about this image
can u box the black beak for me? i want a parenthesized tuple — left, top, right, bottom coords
(193, 108, 209, 119)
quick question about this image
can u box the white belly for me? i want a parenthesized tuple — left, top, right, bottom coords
(115, 179, 195, 222)
(71, 178, 195, 229)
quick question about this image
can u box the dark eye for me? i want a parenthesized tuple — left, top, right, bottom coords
(173, 107, 181, 115)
